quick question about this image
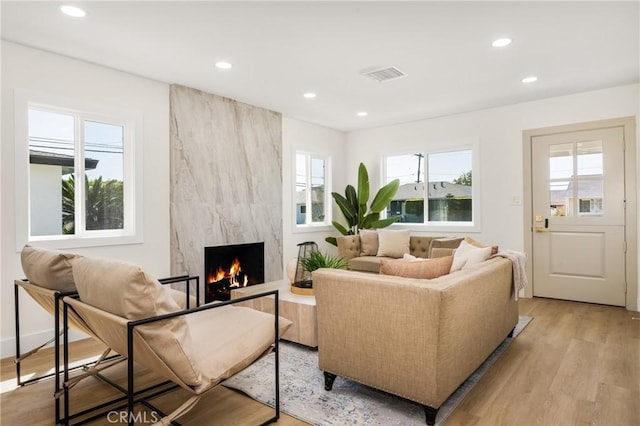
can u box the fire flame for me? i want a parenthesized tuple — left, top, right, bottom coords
(208, 258, 248, 288)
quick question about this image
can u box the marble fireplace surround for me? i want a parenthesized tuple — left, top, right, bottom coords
(169, 84, 283, 299)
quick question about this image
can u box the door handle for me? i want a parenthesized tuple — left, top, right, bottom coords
(535, 227, 549, 233)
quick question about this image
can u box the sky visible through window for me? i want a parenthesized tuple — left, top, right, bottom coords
(29, 109, 124, 180)
(386, 150, 472, 184)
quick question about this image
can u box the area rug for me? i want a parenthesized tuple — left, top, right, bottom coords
(224, 316, 532, 426)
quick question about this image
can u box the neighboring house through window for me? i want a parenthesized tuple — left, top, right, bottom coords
(384, 147, 477, 229)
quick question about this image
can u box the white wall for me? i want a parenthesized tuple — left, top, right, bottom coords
(1, 42, 171, 357)
(282, 117, 347, 275)
(346, 84, 640, 308)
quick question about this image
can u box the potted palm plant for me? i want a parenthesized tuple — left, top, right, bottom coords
(326, 162, 400, 245)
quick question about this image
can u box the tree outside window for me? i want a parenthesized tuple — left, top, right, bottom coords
(28, 108, 125, 237)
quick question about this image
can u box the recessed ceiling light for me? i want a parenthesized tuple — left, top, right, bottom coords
(492, 38, 512, 48)
(356, 112, 368, 117)
(303, 92, 317, 99)
(522, 76, 538, 84)
(60, 5, 86, 18)
(215, 61, 232, 70)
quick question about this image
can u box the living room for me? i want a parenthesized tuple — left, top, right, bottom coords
(1, 2, 639, 425)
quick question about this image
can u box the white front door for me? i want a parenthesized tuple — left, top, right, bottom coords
(531, 126, 626, 306)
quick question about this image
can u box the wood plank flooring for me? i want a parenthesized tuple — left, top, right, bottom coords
(1, 297, 638, 425)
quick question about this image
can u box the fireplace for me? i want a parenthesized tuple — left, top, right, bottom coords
(204, 242, 265, 303)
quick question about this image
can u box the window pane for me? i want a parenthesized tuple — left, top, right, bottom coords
(295, 154, 307, 225)
(577, 140, 603, 176)
(427, 150, 472, 222)
(549, 143, 573, 180)
(386, 154, 425, 223)
(28, 109, 75, 236)
(310, 157, 325, 223)
(577, 179, 603, 216)
(84, 121, 124, 231)
(550, 181, 570, 217)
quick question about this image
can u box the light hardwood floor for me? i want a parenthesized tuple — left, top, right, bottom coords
(1, 298, 638, 425)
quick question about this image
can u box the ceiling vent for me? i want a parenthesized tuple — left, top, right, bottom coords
(361, 66, 407, 83)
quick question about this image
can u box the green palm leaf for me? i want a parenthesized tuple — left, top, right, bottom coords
(370, 179, 400, 213)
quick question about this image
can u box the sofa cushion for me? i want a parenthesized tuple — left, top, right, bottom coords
(428, 237, 463, 258)
(359, 230, 379, 256)
(465, 236, 499, 255)
(348, 256, 391, 273)
(454, 240, 492, 269)
(377, 229, 410, 258)
(430, 247, 455, 258)
(379, 256, 453, 279)
(409, 236, 434, 258)
(21, 245, 79, 293)
(336, 235, 361, 261)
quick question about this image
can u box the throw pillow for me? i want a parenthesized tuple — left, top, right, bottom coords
(380, 256, 453, 279)
(465, 236, 499, 255)
(450, 256, 468, 273)
(454, 240, 492, 269)
(428, 237, 464, 258)
(376, 229, 410, 258)
(402, 253, 422, 262)
(359, 230, 379, 256)
(21, 245, 79, 293)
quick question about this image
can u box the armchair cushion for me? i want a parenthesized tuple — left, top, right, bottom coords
(71, 255, 181, 320)
(21, 245, 79, 293)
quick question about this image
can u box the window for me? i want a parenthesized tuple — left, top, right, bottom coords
(549, 140, 604, 217)
(15, 91, 142, 249)
(295, 152, 329, 226)
(384, 148, 474, 226)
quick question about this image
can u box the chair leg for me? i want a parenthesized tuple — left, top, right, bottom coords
(324, 372, 337, 391)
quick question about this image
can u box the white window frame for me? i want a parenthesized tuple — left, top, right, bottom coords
(382, 139, 481, 233)
(14, 90, 143, 250)
(293, 150, 332, 231)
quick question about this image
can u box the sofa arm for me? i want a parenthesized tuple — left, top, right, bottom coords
(336, 235, 360, 260)
(313, 268, 442, 405)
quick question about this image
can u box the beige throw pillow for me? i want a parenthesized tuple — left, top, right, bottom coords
(465, 236, 499, 255)
(376, 229, 410, 258)
(428, 237, 464, 258)
(380, 256, 453, 279)
(359, 230, 379, 256)
(21, 245, 79, 293)
(454, 240, 492, 269)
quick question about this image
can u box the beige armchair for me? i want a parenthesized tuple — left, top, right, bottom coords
(61, 254, 291, 425)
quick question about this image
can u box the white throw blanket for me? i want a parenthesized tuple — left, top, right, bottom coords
(490, 250, 527, 300)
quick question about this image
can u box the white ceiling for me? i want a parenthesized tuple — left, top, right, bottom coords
(2, 1, 638, 132)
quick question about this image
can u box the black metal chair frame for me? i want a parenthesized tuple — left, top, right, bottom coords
(14, 275, 200, 425)
(62, 289, 280, 426)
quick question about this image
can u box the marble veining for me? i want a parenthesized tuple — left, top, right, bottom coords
(170, 85, 282, 298)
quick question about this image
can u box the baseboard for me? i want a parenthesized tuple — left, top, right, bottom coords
(1, 328, 89, 359)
